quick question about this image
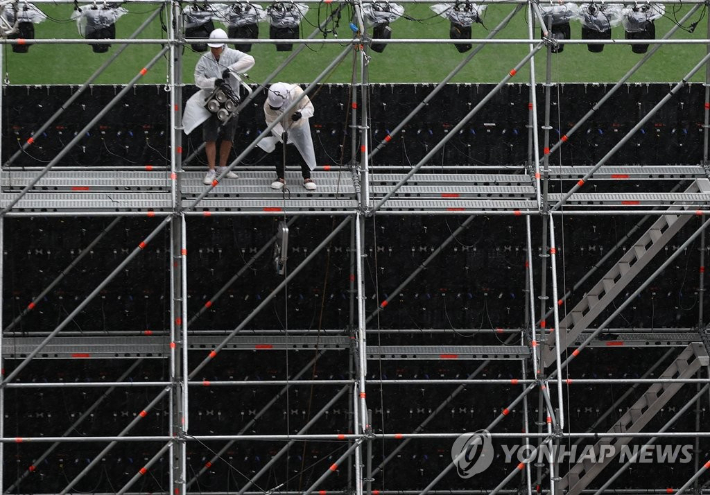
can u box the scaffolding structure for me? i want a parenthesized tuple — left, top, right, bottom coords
(2, 0, 710, 494)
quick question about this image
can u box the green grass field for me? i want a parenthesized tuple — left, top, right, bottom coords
(3, 3, 708, 85)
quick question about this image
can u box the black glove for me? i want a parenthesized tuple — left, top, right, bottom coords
(222, 69, 231, 79)
(292, 111, 302, 122)
(214, 78, 224, 88)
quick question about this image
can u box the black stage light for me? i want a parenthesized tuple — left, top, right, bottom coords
(622, 4, 662, 54)
(431, 2, 486, 53)
(3, 3, 46, 53)
(363, 1, 404, 54)
(538, 4, 578, 54)
(184, 5, 215, 52)
(226, 2, 265, 52)
(267, 2, 307, 51)
(72, 3, 126, 53)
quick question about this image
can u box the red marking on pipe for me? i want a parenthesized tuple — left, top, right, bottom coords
(174, 104, 179, 112)
(176, 317, 182, 326)
(319, 491, 326, 495)
(704, 460, 710, 468)
(72, 186, 90, 191)
(546, 416, 552, 424)
(540, 385, 546, 390)
(170, 342, 176, 349)
(532, 340, 537, 347)
(395, 433, 403, 439)
(360, 145, 366, 153)
(349, 274, 355, 282)
(550, 247, 556, 254)
(705, 103, 710, 110)
(385, 135, 392, 142)
(540, 320, 546, 328)
(380, 300, 388, 308)
(352, 102, 357, 109)
(205, 301, 213, 308)
(17, 38, 26, 45)
(701, 267, 706, 273)
(611, 174, 629, 179)
(528, 103, 533, 110)
(179, 249, 186, 257)
(324, 165, 331, 170)
(140, 68, 148, 76)
(622, 201, 640, 206)
(502, 408, 510, 416)
(140, 467, 148, 475)
(666, 489, 673, 494)
(561, 135, 568, 142)
(496, 328, 504, 334)
(143, 330, 153, 336)
(514, 210, 521, 216)
(337, 434, 346, 440)
(524, 261, 529, 268)
(360, 392, 366, 398)
(203, 211, 212, 216)
(263, 207, 282, 212)
(440, 354, 458, 359)
(517, 462, 525, 470)
(27, 302, 35, 310)
(442, 193, 459, 198)
(509, 68, 517, 77)
(209, 350, 217, 358)
(147, 211, 155, 217)
(139, 410, 147, 418)
(255, 344, 274, 349)
(447, 208, 465, 211)
(572, 349, 580, 357)
(373, 491, 380, 495)
(177, 147, 183, 154)
(577, 179, 585, 187)
(329, 463, 338, 472)
(171, 173, 177, 180)
(605, 341, 624, 346)
(15, 437, 23, 443)
(27, 137, 34, 144)
(543, 147, 550, 155)
(566, 378, 573, 385)
(558, 299, 563, 306)
(697, 210, 704, 216)
(71, 353, 90, 358)
(535, 172, 541, 179)
(28, 465, 36, 472)
(203, 380, 211, 387)
(510, 379, 518, 385)
(212, 180, 219, 187)
(138, 241, 147, 250)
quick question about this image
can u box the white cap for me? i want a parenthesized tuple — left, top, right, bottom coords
(268, 83, 289, 109)
(208, 28, 228, 48)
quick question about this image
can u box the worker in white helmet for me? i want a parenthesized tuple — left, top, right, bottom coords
(193, 28, 255, 185)
(261, 82, 317, 191)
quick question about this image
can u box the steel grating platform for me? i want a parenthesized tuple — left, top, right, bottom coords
(547, 165, 708, 180)
(1, 169, 709, 213)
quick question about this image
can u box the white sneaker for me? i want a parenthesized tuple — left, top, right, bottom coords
(303, 178, 317, 191)
(218, 167, 238, 179)
(203, 169, 216, 185)
(271, 178, 285, 190)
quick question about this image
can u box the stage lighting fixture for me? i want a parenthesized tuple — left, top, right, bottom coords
(204, 81, 242, 123)
(579, 3, 622, 53)
(225, 2, 265, 52)
(72, 3, 127, 53)
(1, 3, 46, 53)
(362, 1, 404, 53)
(184, 4, 216, 52)
(622, 4, 664, 54)
(267, 2, 308, 51)
(538, 4, 579, 53)
(431, 2, 486, 53)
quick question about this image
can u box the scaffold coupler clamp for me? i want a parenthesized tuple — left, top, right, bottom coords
(542, 35, 559, 51)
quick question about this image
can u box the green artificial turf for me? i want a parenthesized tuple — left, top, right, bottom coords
(3, 2, 707, 85)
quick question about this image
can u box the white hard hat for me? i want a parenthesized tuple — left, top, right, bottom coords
(268, 82, 289, 109)
(208, 28, 228, 48)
